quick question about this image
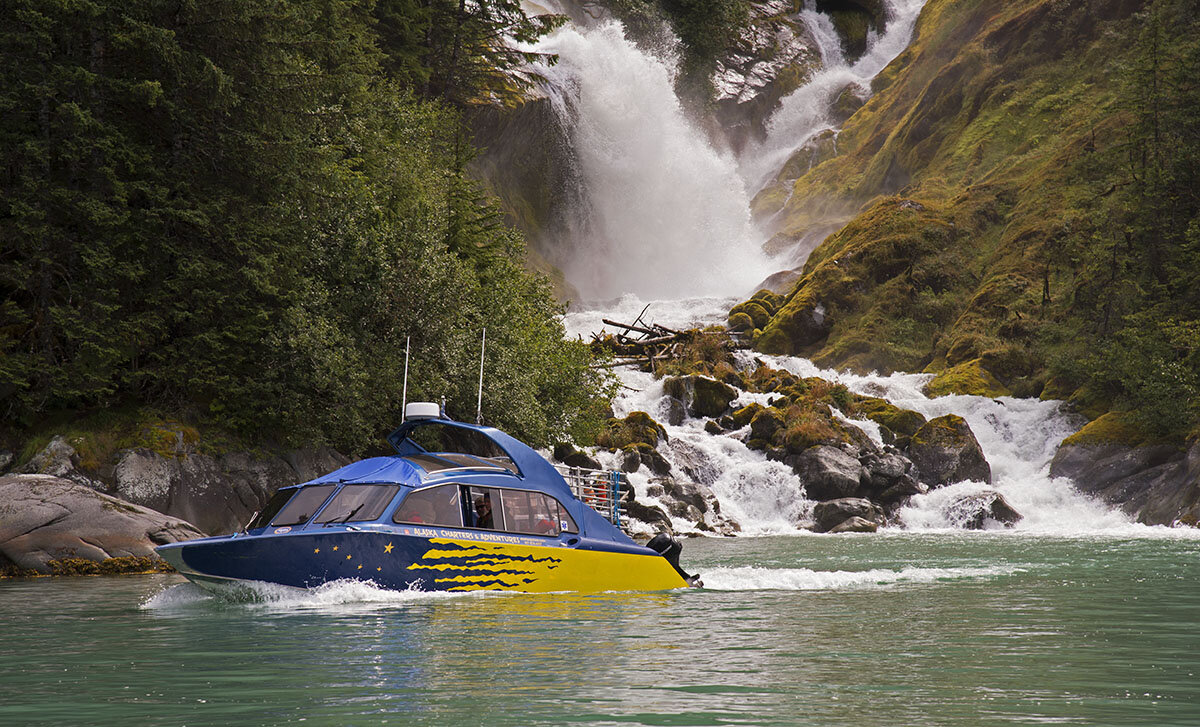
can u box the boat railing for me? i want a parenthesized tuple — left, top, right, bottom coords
(555, 465, 626, 529)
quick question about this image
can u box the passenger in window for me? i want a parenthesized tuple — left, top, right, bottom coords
(474, 494, 494, 529)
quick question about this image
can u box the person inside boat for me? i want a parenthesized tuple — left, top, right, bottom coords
(473, 494, 494, 529)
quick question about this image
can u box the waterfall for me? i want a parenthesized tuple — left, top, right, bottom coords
(743, 0, 929, 190)
(535, 21, 774, 301)
(542, 2, 1162, 535)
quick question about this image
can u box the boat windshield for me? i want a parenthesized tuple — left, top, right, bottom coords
(270, 485, 336, 526)
(403, 423, 518, 473)
(314, 484, 400, 524)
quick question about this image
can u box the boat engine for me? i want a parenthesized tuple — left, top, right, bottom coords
(646, 533, 703, 588)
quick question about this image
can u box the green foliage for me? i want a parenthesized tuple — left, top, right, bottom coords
(0, 0, 611, 452)
(374, 0, 566, 107)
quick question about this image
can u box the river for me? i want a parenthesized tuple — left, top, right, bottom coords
(3, 533, 1198, 726)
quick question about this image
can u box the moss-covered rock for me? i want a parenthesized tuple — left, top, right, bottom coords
(750, 408, 786, 442)
(754, 288, 832, 356)
(908, 414, 992, 486)
(596, 412, 667, 450)
(728, 311, 755, 332)
(730, 402, 766, 429)
(1060, 411, 1149, 448)
(925, 358, 1011, 398)
(663, 376, 739, 419)
(852, 397, 927, 436)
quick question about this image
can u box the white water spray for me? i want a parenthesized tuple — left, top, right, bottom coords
(537, 21, 774, 300)
(743, 0, 929, 188)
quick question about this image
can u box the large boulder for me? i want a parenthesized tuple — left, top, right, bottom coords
(18, 436, 105, 490)
(0, 474, 203, 574)
(829, 515, 879, 533)
(791, 445, 866, 501)
(812, 497, 885, 533)
(113, 447, 348, 536)
(663, 376, 739, 419)
(1050, 438, 1199, 526)
(943, 489, 1023, 529)
(908, 415, 992, 486)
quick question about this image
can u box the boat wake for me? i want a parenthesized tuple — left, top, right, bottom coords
(700, 564, 1021, 591)
(141, 578, 490, 612)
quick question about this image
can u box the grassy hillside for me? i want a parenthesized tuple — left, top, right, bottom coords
(740, 0, 1200, 442)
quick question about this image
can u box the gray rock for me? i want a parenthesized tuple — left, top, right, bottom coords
(943, 489, 1023, 529)
(18, 436, 105, 490)
(908, 415, 992, 487)
(619, 448, 642, 473)
(623, 499, 673, 533)
(878, 475, 928, 504)
(663, 376, 739, 419)
(812, 497, 884, 533)
(114, 447, 348, 536)
(0, 474, 203, 573)
(1050, 440, 1200, 526)
(664, 396, 688, 426)
(791, 445, 866, 501)
(828, 515, 879, 534)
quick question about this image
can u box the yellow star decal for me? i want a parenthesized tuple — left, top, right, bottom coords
(346, 554, 352, 560)
(313, 548, 320, 554)
(376, 567, 382, 572)
(357, 565, 362, 570)
(332, 545, 339, 551)
(384, 542, 394, 554)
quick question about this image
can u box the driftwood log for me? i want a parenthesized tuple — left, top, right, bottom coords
(588, 306, 726, 373)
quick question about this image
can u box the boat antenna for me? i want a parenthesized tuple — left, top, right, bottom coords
(401, 335, 410, 417)
(476, 327, 486, 425)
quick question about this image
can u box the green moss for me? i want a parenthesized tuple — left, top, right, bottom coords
(596, 411, 666, 450)
(852, 396, 927, 436)
(925, 358, 1011, 398)
(1060, 412, 1151, 448)
(910, 413, 971, 448)
(730, 402, 765, 429)
(728, 311, 754, 332)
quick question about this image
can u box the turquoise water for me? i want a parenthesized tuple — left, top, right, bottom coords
(3, 533, 1198, 726)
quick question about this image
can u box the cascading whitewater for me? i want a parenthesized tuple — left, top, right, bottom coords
(742, 0, 929, 189)
(566, 297, 1163, 536)
(535, 21, 774, 301)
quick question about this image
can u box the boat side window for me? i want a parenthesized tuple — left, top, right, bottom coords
(249, 489, 295, 529)
(549, 495, 578, 534)
(464, 486, 505, 531)
(500, 490, 563, 537)
(314, 485, 399, 524)
(393, 484, 464, 527)
(271, 485, 337, 526)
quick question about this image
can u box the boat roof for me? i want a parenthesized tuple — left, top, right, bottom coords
(297, 417, 572, 499)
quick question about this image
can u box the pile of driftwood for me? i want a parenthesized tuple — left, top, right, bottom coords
(588, 306, 691, 372)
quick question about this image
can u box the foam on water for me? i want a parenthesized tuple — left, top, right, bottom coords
(702, 564, 1021, 591)
(565, 296, 1197, 539)
(142, 578, 484, 613)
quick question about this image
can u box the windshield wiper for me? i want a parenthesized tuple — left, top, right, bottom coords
(330, 504, 363, 525)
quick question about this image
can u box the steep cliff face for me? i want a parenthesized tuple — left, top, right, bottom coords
(746, 0, 1146, 393)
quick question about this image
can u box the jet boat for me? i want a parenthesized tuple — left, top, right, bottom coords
(156, 403, 700, 594)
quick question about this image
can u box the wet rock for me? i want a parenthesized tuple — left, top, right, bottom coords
(829, 515, 879, 533)
(831, 84, 866, 123)
(621, 444, 671, 476)
(0, 474, 203, 574)
(754, 292, 832, 355)
(713, 0, 821, 150)
(944, 489, 1023, 529)
(553, 443, 602, 470)
(878, 475, 928, 504)
(597, 412, 668, 449)
(619, 447, 642, 473)
(790, 445, 866, 501)
(812, 497, 885, 533)
(623, 499, 674, 533)
(665, 396, 688, 426)
(704, 420, 724, 435)
(18, 436, 105, 490)
(663, 375, 739, 419)
(1050, 440, 1200, 526)
(750, 407, 786, 441)
(908, 415, 992, 487)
